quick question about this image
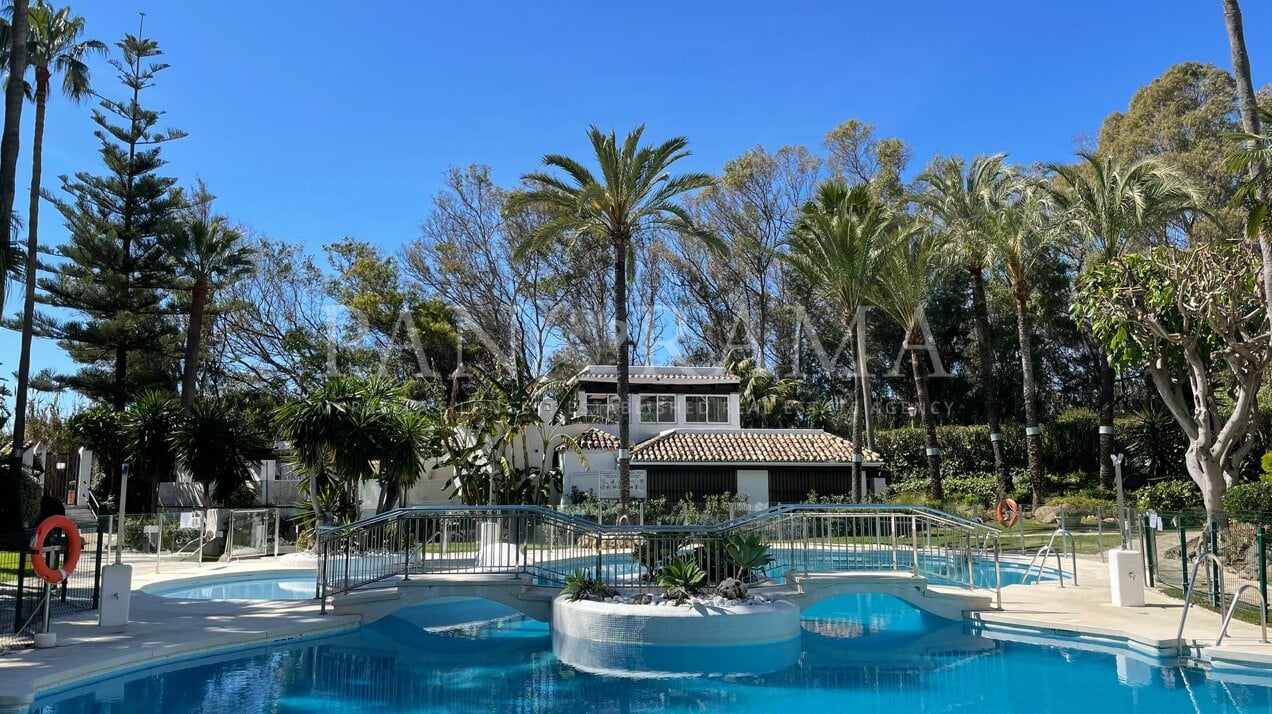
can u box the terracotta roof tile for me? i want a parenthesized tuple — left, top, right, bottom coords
(630, 430, 879, 464)
(570, 428, 622, 451)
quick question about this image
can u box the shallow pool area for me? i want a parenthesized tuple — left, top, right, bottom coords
(142, 571, 316, 601)
(27, 593, 1272, 713)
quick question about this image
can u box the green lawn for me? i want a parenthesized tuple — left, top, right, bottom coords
(0, 549, 19, 583)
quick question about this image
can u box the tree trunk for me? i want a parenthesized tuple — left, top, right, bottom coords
(1015, 288, 1046, 507)
(1, 0, 30, 534)
(850, 374, 862, 503)
(614, 236, 631, 518)
(11, 73, 47, 513)
(1098, 357, 1115, 490)
(182, 278, 209, 405)
(1186, 442, 1229, 529)
(1222, 0, 1272, 343)
(910, 328, 943, 501)
(855, 307, 875, 451)
(970, 267, 1010, 498)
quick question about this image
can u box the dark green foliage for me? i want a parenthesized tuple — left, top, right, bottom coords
(1223, 483, 1272, 526)
(122, 390, 182, 510)
(658, 556, 707, 603)
(724, 532, 774, 581)
(1044, 409, 1099, 476)
(561, 569, 617, 602)
(1136, 480, 1204, 512)
(172, 400, 272, 504)
(37, 32, 186, 408)
(1116, 406, 1187, 482)
(877, 425, 1027, 481)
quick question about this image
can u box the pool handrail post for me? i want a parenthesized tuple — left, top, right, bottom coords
(911, 515, 919, 576)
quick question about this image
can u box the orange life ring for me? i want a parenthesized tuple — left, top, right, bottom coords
(995, 498, 1020, 528)
(30, 515, 82, 584)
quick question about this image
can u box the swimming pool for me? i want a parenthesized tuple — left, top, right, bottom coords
(28, 594, 1272, 712)
(142, 571, 315, 601)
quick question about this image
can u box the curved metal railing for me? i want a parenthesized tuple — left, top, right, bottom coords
(316, 503, 1003, 612)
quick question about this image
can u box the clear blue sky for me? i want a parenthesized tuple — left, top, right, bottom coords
(4, 0, 1268, 411)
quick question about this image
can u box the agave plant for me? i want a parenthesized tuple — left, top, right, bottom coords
(658, 557, 707, 604)
(561, 569, 617, 602)
(724, 532, 775, 582)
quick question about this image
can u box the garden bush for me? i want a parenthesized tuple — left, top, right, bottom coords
(1136, 480, 1203, 512)
(876, 424, 1027, 481)
(1223, 482, 1272, 526)
(1043, 408, 1099, 477)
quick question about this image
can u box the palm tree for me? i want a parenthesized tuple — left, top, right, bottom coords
(785, 182, 891, 501)
(989, 179, 1057, 507)
(6, 2, 100, 522)
(1049, 153, 1202, 490)
(872, 219, 952, 500)
(0, 0, 29, 315)
(509, 125, 718, 515)
(164, 197, 254, 404)
(1222, 0, 1272, 331)
(122, 389, 182, 512)
(172, 399, 272, 504)
(915, 154, 1014, 499)
(725, 353, 800, 428)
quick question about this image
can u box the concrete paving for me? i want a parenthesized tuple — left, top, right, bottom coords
(4, 552, 1272, 709)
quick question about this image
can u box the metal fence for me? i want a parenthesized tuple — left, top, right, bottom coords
(1, 517, 108, 650)
(317, 504, 1003, 611)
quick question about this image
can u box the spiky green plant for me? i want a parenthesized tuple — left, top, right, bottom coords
(658, 556, 706, 604)
(724, 532, 774, 581)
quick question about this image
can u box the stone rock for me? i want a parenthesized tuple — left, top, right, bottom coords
(631, 593, 653, 605)
(716, 577, 748, 600)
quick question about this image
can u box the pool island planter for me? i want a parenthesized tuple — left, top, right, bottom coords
(551, 593, 803, 675)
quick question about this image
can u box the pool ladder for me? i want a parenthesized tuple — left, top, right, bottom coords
(1175, 550, 1268, 646)
(1022, 529, 1078, 587)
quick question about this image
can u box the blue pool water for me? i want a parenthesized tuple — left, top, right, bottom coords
(144, 572, 315, 601)
(29, 594, 1272, 713)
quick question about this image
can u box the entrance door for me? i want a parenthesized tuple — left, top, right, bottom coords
(736, 470, 769, 511)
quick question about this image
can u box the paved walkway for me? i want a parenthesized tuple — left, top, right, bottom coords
(3, 553, 1272, 709)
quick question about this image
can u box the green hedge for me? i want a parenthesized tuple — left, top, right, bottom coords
(1136, 480, 1203, 512)
(1223, 483, 1272, 526)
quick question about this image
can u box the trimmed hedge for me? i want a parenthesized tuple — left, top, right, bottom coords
(1136, 480, 1203, 512)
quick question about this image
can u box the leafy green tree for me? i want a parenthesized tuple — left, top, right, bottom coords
(164, 184, 254, 404)
(37, 32, 186, 409)
(785, 182, 890, 500)
(8, 3, 106, 486)
(509, 125, 717, 515)
(915, 154, 1014, 499)
(172, 400, 272, 504)
(1074, 241, 1268, 525)
(726, 353, 800, 428)
(1049, 153, 1202, 490)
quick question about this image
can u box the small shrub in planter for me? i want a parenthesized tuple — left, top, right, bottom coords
(658, 557, 707, 604)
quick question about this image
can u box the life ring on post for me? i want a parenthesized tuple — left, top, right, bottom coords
(30, 515, 82, 584)
(995, 498, 1020, 529)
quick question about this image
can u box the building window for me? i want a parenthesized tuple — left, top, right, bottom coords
(685, 395, 728, 424)
(585, 394, 622, 422)
(639, 395, 676, 423)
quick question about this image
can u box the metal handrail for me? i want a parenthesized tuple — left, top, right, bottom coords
(316, 503, 1003, 613)
(1023, 546, 1066, 587)
(1175, 552, 1225, 643)
(1215, 584, 1268, 646)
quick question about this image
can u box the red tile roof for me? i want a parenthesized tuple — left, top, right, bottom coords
(629, 430, 879, 465)
(571, 428, 622, 451)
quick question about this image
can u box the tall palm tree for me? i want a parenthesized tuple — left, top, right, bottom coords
(509, 125, 718, 515)
(172, 399, 272, 504)
(9, 2, 105, 490)
(725, 353, 800, 428)
(1049, 153, 1202, 489)
(1221, 0, 1272, 335)
(785, 182, 890, 501)
(873, 219, 952, 500)
(989, 179, 1057, 507)
(915, 154, 1014, 499)
(0, 0, 28, 315)
(164, 197, 254, 404)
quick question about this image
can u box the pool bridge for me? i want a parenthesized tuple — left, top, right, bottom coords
(317, 504, 1004, 622)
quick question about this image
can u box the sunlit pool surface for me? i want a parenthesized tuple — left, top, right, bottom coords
(143, 572, 315, 601)
(31, 593, 1272, 713)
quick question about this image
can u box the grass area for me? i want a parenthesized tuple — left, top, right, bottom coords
(1162, 586, 1269, 628)
(0, 549, 19, 583)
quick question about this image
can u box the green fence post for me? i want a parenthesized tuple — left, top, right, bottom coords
(1259, 526, 1267, 616)
(1178, 521, 1188, 591)
(1209, 520, 1220, 608)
